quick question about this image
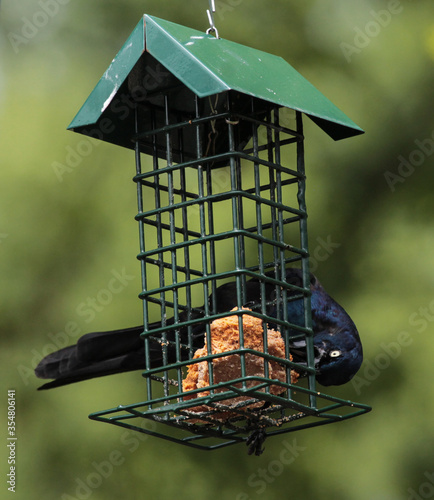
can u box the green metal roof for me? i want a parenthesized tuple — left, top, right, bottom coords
(68, 15, 363, 142)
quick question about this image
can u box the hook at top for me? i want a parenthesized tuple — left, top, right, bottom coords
(206, 0, 220, 39)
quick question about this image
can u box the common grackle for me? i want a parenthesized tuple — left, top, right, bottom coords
(35, 268, 363, 390)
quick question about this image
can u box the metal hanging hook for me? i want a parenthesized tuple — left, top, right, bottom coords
(206, 0, 219, 39)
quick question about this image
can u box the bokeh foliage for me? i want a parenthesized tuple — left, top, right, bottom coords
(1, 1, 434, 499)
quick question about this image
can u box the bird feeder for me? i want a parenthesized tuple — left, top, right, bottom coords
(68, 14, 371, 452)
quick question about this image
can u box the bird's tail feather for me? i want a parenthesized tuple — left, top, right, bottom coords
(35, 325, 156, 390)
(35, 307, 208, 390)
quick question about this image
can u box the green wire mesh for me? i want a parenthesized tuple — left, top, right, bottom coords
(89, 90, 370, 449)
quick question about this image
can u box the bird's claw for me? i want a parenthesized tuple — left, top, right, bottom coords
(246, 428, 267, 456)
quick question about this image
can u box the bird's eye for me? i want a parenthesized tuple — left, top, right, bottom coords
(330, 350, 341, 357)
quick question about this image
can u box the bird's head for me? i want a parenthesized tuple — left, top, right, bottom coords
(290, 329, 363, 386)
(312, 330, 363, 386)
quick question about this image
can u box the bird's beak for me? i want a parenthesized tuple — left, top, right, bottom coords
(288, 339, 309, 365)
(289, 339, 324, 369)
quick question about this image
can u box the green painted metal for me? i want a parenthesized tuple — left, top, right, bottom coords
(68, 14, 363, 142)
(65, 14, 371, 450)
(84, 97, 371, 450)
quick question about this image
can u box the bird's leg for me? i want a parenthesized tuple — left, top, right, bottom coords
(246, 428, 267, 456)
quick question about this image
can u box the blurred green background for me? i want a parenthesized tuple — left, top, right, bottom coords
(1, 1, 434, 499)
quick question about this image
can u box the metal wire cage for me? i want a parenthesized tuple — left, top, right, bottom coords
(89, 91, 369, 449)
(68, 15, 371, 450)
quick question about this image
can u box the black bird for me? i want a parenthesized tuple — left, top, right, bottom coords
(35, 268, 363, 390)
